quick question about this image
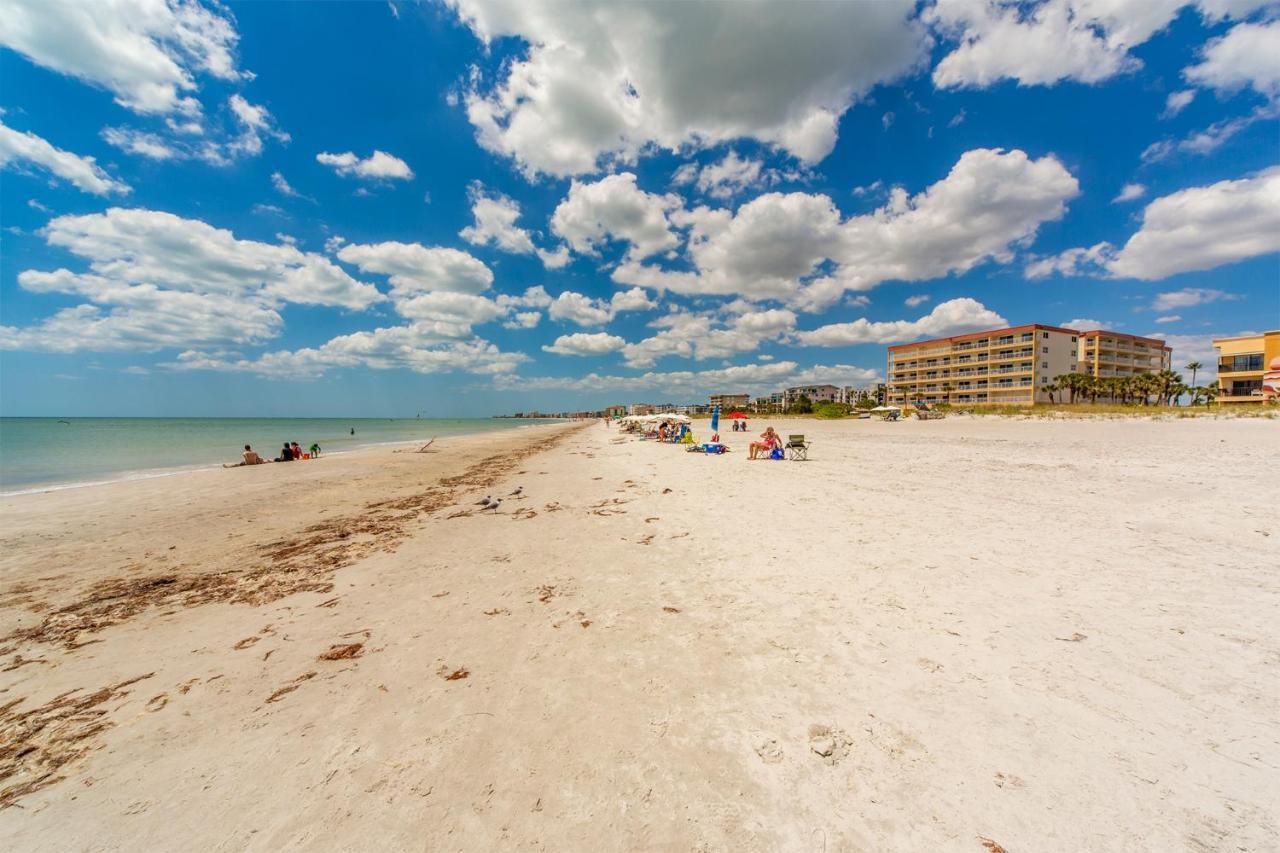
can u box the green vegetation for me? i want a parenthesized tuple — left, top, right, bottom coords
(1049, 370, 1218, 407)
(813, 402, 851, 419)
(955, 403, 1276, 419)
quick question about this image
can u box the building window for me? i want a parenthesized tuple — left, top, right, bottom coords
(1041, 361, 1048, 368)
(1042, 332, 1049, 339)
(1071, 336, 1077, 342)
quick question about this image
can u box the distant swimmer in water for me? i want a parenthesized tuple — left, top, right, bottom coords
(350, 427, 355, 435)
(224, 444, 269, 467)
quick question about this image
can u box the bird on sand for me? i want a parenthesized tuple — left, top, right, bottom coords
(482, 499, 502, 513)
(509, 486, 523, 497)
(476, 496, 492, 507)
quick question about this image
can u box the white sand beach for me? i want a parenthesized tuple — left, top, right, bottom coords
(1, 416, 1277, 851)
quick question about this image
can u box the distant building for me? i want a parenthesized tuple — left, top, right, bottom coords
(605, 405, 627, 417)
(709, 393, 750, 409)
(786, 384, 842, 405)
(1214, 331, 1280, 403)
(628, 403, 656, 415)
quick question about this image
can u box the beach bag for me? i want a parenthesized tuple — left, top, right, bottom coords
(770, 448, 784, 460)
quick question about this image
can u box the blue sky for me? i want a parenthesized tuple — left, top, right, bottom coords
(2, 0, 1277, 417)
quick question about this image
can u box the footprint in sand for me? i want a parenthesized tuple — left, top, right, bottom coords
(808, 724, 853, 765)
(145, 693, 169, 712)
(755, 738, 784, 764)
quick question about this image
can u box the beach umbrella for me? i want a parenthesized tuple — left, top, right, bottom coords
(728, 411, 746, 419)
(710, 404, 720, 434)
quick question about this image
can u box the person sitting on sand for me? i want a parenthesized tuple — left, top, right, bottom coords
(309, 442, 321, 457)
(749, 427, 782, 460)
(224, 444, 268, 467)
(291, 441, 303, 459)
(276, 442, 294, 462)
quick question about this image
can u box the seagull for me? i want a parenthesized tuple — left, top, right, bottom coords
(509, 486, 523, 497)
(482, 499, 502, 513)
(475, 496, 492, 507)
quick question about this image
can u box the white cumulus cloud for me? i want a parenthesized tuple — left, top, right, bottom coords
(551, 173, 684, 261)
(794, 297, 1007, 347)
(0, 0, 245, 114)
(316, 149, 413, 180)
(446, 0, 928, 176)
(616, 148, 1078, 310)
(0, 208, 382, 354)
(0, 120, 130, 195)
(927, 0, 1272, 90)
(336, 242, 492, 295)
(542, 331, 627, 356)
(459, 183, 569, 268)
(1184, 19, 1280, 100)
(1027, 167, 1280, 280)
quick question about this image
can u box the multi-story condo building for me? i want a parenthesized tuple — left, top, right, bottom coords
(785, 384, 843, 404)
(709, 393, 750, 409)
(887, 324, 1172, 407)
(1076, 330, 1172, 378)
(1213, 331, 1280, 403)
(628, 403, 656, 415)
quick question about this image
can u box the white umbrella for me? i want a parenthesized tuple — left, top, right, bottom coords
(870, 405, 901, 412)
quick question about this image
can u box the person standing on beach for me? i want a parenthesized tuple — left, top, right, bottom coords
(309, 442, 321, 457)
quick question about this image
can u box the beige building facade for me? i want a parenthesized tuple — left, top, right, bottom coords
(887, 324, 1172, 407)
(1076, 330, 1172, 378)
(1213, 331, 1280, 403)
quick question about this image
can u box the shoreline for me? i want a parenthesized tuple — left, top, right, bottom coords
(0, 418, 568, 498)
(1, 417, 1276, 850)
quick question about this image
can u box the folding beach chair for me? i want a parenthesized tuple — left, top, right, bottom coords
(785, 434, 810, 461)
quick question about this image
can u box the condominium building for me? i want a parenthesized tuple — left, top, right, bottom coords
(887, 324, 1139, 407)
(1213, 331, 1280, 403)
(1076, 330, 1172, 378)
(709, 393, 750, 409)
(786, 384, 843, 404)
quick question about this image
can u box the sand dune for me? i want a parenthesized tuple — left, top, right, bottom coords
(1, 417, 1277, 851)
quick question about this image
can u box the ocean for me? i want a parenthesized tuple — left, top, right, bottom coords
(0, 417, 561, 495)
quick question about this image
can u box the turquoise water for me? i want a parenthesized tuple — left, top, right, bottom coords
(0, 417, 560, 494)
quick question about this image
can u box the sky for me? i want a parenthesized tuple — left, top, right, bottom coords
(1, 0, 1278, 417)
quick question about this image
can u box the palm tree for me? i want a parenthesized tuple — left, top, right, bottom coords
(1044, 381, 1058, 404)
(1186, 361, 1202, 392)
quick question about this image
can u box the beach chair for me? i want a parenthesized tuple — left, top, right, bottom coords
(785, 434, 810, 461)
